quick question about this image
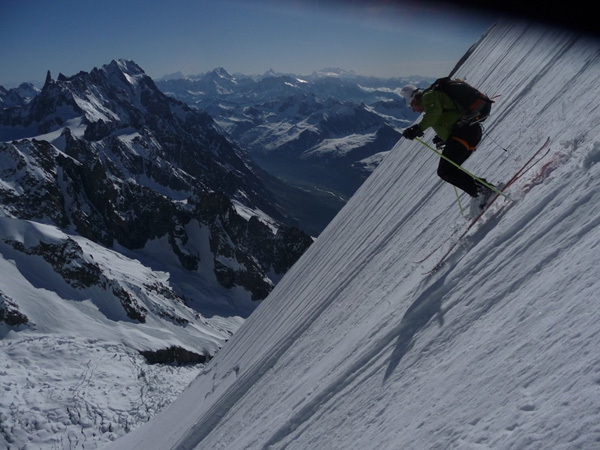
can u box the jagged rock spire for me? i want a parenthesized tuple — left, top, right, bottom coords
(43, 70, 52, 89)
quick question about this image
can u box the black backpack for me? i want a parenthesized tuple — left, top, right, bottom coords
(430, 77, 494, 125)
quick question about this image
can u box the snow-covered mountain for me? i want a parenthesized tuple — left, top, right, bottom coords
(156, 70, 426, 234)
(0, 60, 314, 449)
(0, 59, 312, 299)
(0, 82, 40, 108)
(106, 19, 600, 450)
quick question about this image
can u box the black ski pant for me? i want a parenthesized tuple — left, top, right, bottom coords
(437, 123, 484, 197)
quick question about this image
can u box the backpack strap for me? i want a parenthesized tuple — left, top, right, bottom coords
(450, 136, 477, 151)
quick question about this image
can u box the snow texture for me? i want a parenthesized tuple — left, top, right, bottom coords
(105, 19, 600, 450)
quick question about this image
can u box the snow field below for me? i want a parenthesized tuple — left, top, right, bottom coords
(0, 218, 242, 449)
(0, 336, 200, 449)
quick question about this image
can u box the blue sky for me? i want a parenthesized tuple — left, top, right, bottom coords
(1, 0, 496, 87)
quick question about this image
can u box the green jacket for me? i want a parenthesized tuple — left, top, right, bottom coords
(416, 89, 465, 141)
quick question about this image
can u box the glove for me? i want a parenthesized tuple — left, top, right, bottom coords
(402, 124, 423, 140)
(433, 135, 445, 149)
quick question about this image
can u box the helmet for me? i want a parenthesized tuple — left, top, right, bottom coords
(400, 84, 420, 106)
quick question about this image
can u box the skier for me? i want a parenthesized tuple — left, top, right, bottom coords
(400, 84, 493, 210)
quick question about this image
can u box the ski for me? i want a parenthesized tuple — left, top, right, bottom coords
(415, 137, 551, 265)
(421, 137, 551, 274)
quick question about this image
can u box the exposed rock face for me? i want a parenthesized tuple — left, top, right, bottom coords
(139, 346, 209, 365)
(0, 291, 29, 326)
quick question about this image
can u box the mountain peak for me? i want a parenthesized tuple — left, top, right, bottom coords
(102, 59, 146, 84)
(210, 67, 233, 79)
(43, 70, 52, 89)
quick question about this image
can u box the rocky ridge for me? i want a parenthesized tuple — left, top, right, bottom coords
(0, 59, 314, 364)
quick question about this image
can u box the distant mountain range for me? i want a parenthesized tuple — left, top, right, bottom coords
(156, 68, 429, 233)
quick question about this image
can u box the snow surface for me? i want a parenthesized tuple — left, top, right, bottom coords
(104, 19, 600, 450)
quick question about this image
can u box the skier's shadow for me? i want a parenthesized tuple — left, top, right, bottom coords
(384, 271, 451, 382)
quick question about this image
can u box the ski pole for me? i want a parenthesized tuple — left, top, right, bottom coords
(453, 185, 465, 216)
(414, 137, 506, 197)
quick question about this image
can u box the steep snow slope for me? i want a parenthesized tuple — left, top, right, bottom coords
(106, 19, 600, 449)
